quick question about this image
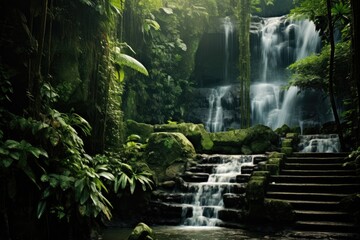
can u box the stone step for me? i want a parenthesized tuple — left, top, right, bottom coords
(291, 152, 349, 158)
(266, 192, 348, 202)
(283, 163, 353, 170)
(223, 193, 246, 208)
(285, 156, 348, 164)
(295, 220, 358, 233)
(288, 231, 360, 240)
(152, 191, 194, 204)
(280, 169, 357, 176)
(270, 175, 360, 184)
(267, 183, 360, 194)
(267, 199, 340, 211)
(218, 208, 244, 223)
(294, 210, 353, 222)
(182, 172, 209, 182)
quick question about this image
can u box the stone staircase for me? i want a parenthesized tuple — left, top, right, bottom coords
(266, 152, 360, 235)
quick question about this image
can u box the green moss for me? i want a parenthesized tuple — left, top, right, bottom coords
(274, 124, 291, 137)
(268, 158, 281, 165)
(285, 132, 299, 139)
(126, 120, 154, 143)
(250, 140, 271, 153)
(268, 152, 285, 159)
(128, 222, 154, 240)
(265, 164, 280, 175)
(281, 147, 293, 155)
(282, 138, 293, 148)
(252, 171, 270, 178)
(246, 178, 265, 202)
(145, 132, 196, 182)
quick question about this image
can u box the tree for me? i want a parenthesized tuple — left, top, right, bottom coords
(326, 0, 345, 149)
(238, 0, 251, 128)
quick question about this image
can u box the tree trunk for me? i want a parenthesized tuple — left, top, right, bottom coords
(326, 0, 345, 150)
(351, 0, 360, 145)
(238, 0, 251, 128)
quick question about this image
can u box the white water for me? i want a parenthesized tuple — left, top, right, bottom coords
(205, 17, 234, 132)
(183, 155, 261, 226)
(206, 86, 231, 132)
(251, 16, 323, 129)
(299, 134, 340, 153)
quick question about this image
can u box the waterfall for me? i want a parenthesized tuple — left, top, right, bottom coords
(298, 134, 340, 153)
(223, 17, 233, 83)
(183, 155, 259, 226)
(250, 16, 324, 129)
(204, 17, 234, 132)
(206, 86, 231, 132)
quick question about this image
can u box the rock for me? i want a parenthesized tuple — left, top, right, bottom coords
(145, 132, 196, 183)
(154, 122, 213, 152)
(159, 181, 176, 189)
(126, 120, 154, 143)
(128, 222, 154, 240)
(274, 124, 291, 137)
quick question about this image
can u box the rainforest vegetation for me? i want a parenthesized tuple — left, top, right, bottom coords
(0, 0, 359, 239)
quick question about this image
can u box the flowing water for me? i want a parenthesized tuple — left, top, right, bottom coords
(182, 154, 263, 226)
(298, 134, 340, 153)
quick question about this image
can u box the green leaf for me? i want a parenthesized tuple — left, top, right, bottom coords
(80, 189, 90, 205)
(37, 201, 47, 219)
(28, 146, 48, 158)
(3, 158, 14, 167)
(5, 140, 20, 149)
(115, 54, 149, 76)
(119, 68, 125, 82)
(98, 172, 115, 181)
(161, 7, 173, 14)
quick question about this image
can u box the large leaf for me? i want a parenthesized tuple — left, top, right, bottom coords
(115, 54, 149, 76)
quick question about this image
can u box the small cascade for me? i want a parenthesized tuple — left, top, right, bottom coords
(298, 134, 340, 153)
(182, 154, 265, 226)
(206, 86, 231, 132)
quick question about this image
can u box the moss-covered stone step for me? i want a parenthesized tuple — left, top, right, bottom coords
(152, 191, 194, 204)
(295, 220, 358, 233)
(266, 192, 348, 202)
(295, 210, 353, 222)
(270, 175, 360, 184)
(281, 169, 357, 176)
(267, 183, 360, 194)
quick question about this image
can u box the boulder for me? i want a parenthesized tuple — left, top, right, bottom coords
(210, 125, 279, 154)
(145, 132, 196, 183)
(154, 122, 213, 152)
(126, 120, 154, 143)
(128, 222, 154, 240)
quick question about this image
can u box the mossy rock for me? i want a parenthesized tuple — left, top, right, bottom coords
(265, 163, 280, 175)
(282, 138, 293, 148)
(268, 152, 285, 159)
(210, 125, 279, 154)
(274, 124, 291, 137)
(264, 199, 295, 223)
(268, 158, 281, 165)
(281, 147, 293, 155)
(246, 177, 266, 202)
(126, 120, 154, 143)
(128, 222, 154, 240)
(250, 139, 271, 153)
(154, 122, 213, 152)
(145, 132, 196, 182)
(252, 171, 270, 178)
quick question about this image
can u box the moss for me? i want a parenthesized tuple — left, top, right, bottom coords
(274, 124, 291, 137)
(282, 139, 293, 148)
(252, 171, 270, 178)
(246, 178, 265, 202)
(241, 145, 253, 155)
(145, 132, 196, 183)
(126, 120, 154, 143)
(250, 140, 271, 153)
(285, 132, 299, 139)
(268, 152, 285, 159)
(264, 199, 295, 223)
(268, 158, 281, 165)
(281, 147, 293, 155)
(128, 222, 154, 240)
(265, 164, 280, 175)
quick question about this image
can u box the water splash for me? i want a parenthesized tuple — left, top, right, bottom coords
(206, 86, 231, 132)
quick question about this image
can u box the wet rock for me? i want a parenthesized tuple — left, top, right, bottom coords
(128, 222, 154, 240)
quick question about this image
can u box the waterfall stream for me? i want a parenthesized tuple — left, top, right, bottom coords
(182, 155, 263, 226)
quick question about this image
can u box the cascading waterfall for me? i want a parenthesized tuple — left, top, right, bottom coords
(206, 86, 231, 132)
(298, 134, 340, 153)
(183, 155, 259, 226)
(251, 16, 328, 129)
(205, 17, 234, 132)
